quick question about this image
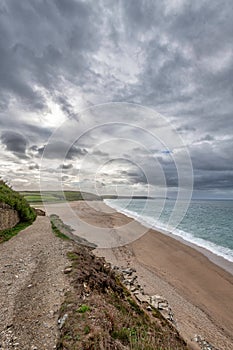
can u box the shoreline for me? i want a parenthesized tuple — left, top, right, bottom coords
(41, 201, 233, 349)
(104, 199, 233, 275)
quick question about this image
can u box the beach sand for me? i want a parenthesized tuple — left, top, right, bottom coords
(44, 201, 233, 350)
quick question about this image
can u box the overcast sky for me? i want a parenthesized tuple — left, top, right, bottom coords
(0, 0, 233, 199)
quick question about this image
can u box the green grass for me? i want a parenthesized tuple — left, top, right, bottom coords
(0, 180, 36, 223)
(0, 180, 36, 243)
(57, 245, 188, 350)
(20, 190, 101, 204)
(0, 221, 31, 243)
(77, 305, 91, 313)
(50, 220, 70, 240)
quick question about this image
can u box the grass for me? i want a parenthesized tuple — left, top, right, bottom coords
(0, 180, 36, 243)
(0, 180, 36, 223)
(0, 221, 31, 243)
(56, 245, 188, 350)
(50, 220, 70, 240)
(77, 304, 91, 313)
(20, 190, 101, 204)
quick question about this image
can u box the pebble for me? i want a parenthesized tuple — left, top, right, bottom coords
(64, 267, 72, 274)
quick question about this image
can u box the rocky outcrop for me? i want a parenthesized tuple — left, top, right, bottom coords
(113, 265, 176, 324)
(0, 203, 20, 231)
(114, 265, 220, 350)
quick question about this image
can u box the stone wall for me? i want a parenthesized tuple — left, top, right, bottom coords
(0, 203, 20, 231)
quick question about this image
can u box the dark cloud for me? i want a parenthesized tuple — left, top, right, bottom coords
(59, 163, 73, 170)
(56, 96, 79, 120)
(32, 142, 88, 160)
(194, 171, 233, 190)
(0, 0, 232, 196)
(62, 175, 69, 181)
(1, 131, 28, 158)
(28, 163, 39, 170)
(92, 150, 109, 157)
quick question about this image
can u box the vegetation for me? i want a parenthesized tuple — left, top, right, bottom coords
(56, 246, 188, 350)
(50, 215, 70, 240)
(77, 305, 91, 313)
(0, 180, 36, 223)
(20, 190, 154, 205)
(0, 180, 36, 242)
(0, 221, 32, 243)
(20, 190, 101, 204)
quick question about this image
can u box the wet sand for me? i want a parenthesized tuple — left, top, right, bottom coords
(44, 201, 233, 350)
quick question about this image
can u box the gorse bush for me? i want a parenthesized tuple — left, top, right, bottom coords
(0, 180, 36, 223)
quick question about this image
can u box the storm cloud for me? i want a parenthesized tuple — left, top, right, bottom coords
(0, 0, 232, 197)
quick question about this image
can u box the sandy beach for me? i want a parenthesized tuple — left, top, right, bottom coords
(44, 200, 233, 350)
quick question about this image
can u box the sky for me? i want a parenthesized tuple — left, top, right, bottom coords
(0, 0, 233, 199)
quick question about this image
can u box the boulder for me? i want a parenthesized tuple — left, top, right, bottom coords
(35, 208, 46, 216)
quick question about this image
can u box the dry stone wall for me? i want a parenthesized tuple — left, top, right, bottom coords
(0, 202, 20, 231)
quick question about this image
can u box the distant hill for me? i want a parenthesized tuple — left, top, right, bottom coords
(20, 190, 102, 204)
(102, 195, 156, 199)
(20, 191, 157, 204)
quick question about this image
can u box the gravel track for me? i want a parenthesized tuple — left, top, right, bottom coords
(0, 216, 73, 350)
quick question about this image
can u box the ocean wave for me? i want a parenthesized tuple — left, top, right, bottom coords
(104, 199, 233, 263)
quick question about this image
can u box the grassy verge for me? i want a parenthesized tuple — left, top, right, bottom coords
(0, 221, 32, 244)
(50, 214, 96, 248)
(56, 246, 188, 350)
(0, 180, 36, 223)
(50, 219, 70, 241)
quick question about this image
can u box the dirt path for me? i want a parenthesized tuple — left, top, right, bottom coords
(0, 216, 73, 350)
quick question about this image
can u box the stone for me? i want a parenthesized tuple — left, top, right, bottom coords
(35, 208, 46, 216)
(135, 292, 150, 303)
(64, 267, 72, 274)
(122, 268, 134, 275)
(58, 314, 68, 329)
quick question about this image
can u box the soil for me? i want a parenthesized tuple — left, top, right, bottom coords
(0, 216, 73, 350)
(0, 214, 188, 350)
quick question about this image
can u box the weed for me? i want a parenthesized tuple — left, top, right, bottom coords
(0, 221, 31, 243)
(67, 252, 78, 260)
(50, 220, 70, 240)
(77, 304, 91, 313)
(84, 325, 90, 334)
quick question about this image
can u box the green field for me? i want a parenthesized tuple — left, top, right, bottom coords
(20, 191, 102, 204)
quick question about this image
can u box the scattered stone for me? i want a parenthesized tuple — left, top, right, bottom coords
(122, 268, 134, 275)
(192, 334, 219, 350)
(58, 313, 68, 329)
(64, 267, 72, 274)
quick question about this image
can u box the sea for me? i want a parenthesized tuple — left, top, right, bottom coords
(104, 198, 233, 264)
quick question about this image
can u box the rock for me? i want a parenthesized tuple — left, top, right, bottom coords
(58, 314, 68, 329)
(35, 208, 46, 216)
(128, 276, 137, 285)
(135, 292, 150, 303)
(64, 267, 72, 274)
(158, 301, 169, 310)
(122, 268, 134, 275)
